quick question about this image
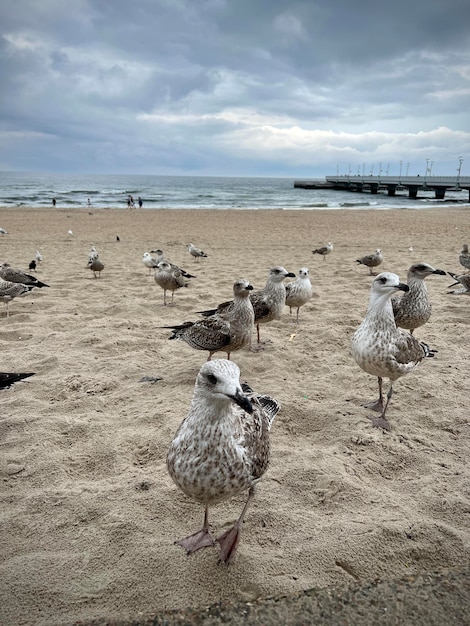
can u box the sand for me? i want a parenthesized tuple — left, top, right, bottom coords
(0, 205, 469, 626)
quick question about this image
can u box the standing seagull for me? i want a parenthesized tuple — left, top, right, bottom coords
(312, 242, 333, 261)
(151, 249, 195, 278)
(142, 252, 159, 275)
(0, 279, 35, 317)
(447, 271, 470, 295)
(351, 272, 436, 431)
(198, 266, 295, 349)
(356, 249, 383, 275)
(392, 262, 446, 333)
(167, 359, 280, 563)
(162, 279, 254, 360)
(87, 257, 104, 278)
(459, 244, 470, 272)
(188, 243, 208, 262)
(0, 263, 49, 288)
(285, 267, 313, 323)
(154, 260, 189, 305)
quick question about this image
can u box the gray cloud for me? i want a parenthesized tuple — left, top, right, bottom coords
(0, 0, 469, 176)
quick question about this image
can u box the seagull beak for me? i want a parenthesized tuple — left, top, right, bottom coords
(230, 390, 253, 414)
(246, 284, 254, 291)
(286, 272, 296, 278)
(396, 282, 409, 292)
(433, 269, 446, 275)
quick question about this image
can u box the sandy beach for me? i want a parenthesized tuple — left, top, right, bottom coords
(0, 205, 469, 626)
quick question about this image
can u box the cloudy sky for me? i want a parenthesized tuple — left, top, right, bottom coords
(1, 0, 469, 178)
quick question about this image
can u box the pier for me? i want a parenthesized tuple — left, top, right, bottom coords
(295, 175, 470, 201)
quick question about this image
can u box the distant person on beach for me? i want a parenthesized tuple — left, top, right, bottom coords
(127, 195, 135, 208)
(88, 198, 91, 207)
(52, 198, 56, 207)
(138, 197, 143, 208)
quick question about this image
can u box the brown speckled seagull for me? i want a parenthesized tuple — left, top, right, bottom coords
(447, 271, 470, 295)
(351, 272, 436, 431)
(162, 279, 254, 360)
(167, 359, 280, 564)
(0, 262, 49, 288)
(459, 244, 470, 272)
(356, 249, 383, 275)
(0, 279, 35, 317)
(154, 260, 189, 305)
(392, 262, 446, 333)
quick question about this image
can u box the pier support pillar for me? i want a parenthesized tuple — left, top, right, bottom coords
(408, 186, 419, 199)
(369, 184, 379, 194)
(387, 185, 397, 196)
(434, 188, 446, 200)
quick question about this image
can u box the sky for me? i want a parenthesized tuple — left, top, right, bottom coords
(1, 0, 469, 178)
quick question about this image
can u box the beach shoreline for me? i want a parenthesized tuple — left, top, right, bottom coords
(1, 206, 469, 625)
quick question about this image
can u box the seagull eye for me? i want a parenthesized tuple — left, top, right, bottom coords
(207, 374, 218, 385)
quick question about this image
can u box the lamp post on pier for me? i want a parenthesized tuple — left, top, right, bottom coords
(406, 162, 410, 176)
(457, 157, 464, 188)
(399, 160, 403, 180)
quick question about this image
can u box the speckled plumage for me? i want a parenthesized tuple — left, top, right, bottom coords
(154, 260, 189, 305)
(351, 272, 435, 430)
(447, 271, 470, 295)
(0, 263, 49, 288)
(285, 267, 313, 322)
(151, 249, 195, 278)
(391, 263, 445, 333)
(312, 242, 333, 260)
(0, 279, 35, 316)
(459, 244, 470, 271)
(167, 359, 280, 563)
(164, 279, 255, 359)
(356, 249, 383, 275)
(87, 257, 104, 278)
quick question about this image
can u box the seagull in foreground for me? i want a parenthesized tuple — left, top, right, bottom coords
(392, 262, 446, 333)
(285, 267, 313, 323)
(351, 272, 436, 431)
(162, 279, 255, 360)
(447, 271, 470, 295)
(0, 372, 35, 389)
(167, 359, 280, 564)
(198, 266, 295, 350)
(0, 263, 49, 288)
(154, 260, 189, 305)
(312, 242, 333, 260)
(459, 244, 470, 272)
(356, 249, 383, 275)
(151, 249, 195, 278)
(188, 242, 208, 262)
(0, 279, 35, 316)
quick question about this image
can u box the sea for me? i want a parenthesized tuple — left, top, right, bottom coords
(0, 171, 469, 211)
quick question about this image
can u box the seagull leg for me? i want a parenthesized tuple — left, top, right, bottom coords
(175, 505, 216, 554)
(249, 324, 266, 352)
(364, 376, 384, 412)
(370, 383, 393, 431)
(217, 487, 255, 564)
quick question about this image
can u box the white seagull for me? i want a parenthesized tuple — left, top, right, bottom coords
(167, 359, 280, 564)
(351, 272, 436, 431)
(285, 267, 313, 323)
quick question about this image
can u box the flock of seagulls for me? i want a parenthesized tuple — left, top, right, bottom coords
(2, 226, 468, 564)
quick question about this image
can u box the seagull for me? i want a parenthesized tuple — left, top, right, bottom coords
(142, 251, 159, 275)
(167, 359, 280, 564)
(312, 242, 333, 260)
(89, 245, 99, 260)
(447, 271, 470, 295)
(392, 263, 446, 333)
(35, 251, 43, 262)
(154, 260, 189, 305)
(356, 249, 384, 275)
(68, 230, 74, 237)
(0, 227, 8, 235)
(188, 243, 208, 262)
(351, 272, 436, 431)
(0, 372, 35, 389)
(198, 266, 295, 349)
(285, 267, 313, 323)
(0, 279, 35, 317)
(162, 279, 255, 360)
(0, 263, 49, 288)
(87, 257, 104, 278)
(150, 249, 195, 278)
(459, 244, 470, 272)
